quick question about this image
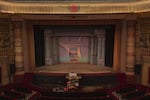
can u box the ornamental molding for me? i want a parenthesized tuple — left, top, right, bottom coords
(0, 1, 150, 14)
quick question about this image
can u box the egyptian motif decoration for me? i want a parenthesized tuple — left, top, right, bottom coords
(139, 32, 150, 48)
(0, 32, 10, 48)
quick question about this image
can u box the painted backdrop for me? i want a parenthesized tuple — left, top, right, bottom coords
(58, 37, 89, 63)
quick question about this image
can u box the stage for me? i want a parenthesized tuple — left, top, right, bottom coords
(35, 64, 112, 73)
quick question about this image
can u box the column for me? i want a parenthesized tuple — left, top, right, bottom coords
(126, 21, 136, 74)
(52, 37, 59, 64)
(135, 22, 142, 64)
(14, 21, 24, 74)
(0, 20, 11, 84)
(101, 33, 105, 66)
(90, 36, 98, 65)
(96, 29, 105, 66)
(9, 22, 15, 64)
(90, 37, 94, 64)
(88, 37, 91, 63)
(120, 20, 127, 72)
(45, 29, 53, 65)
(97, 36, 102, 65)
(93, 37, 98, 64)
(22, 21, 30, 72)
(113, 23, 121, 72)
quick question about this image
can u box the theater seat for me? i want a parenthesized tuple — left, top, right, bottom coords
(122, 90, 146, 100)
(0, 95, 14, 100)
(133, 95, 150, 100)
(3, 89, 25, 99)
(115, 85, 137, 94)
(13, 85, 32, 94)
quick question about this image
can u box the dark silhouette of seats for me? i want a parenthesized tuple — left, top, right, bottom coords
(115, 85, 137, 94)
(35, 89, 117, 100)
(13, 85, 32, 94)
(0, 95, 14, 100)
(134, 95, 150, 100)
(3, 89, 25, 99)
(40, 90, 108, 97)
(36, 95, 115, 100)
(122, 90, 146, 100)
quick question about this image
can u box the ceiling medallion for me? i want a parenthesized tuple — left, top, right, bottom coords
(69, 4, 80, 12)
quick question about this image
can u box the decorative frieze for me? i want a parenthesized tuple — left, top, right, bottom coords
(0, 1, 150, 14)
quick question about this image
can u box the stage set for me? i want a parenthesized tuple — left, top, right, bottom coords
(33, 25, 114, 74)
(36, 64, 112, 73)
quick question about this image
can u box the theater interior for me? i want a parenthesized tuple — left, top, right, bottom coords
(0, 0, 150, 100)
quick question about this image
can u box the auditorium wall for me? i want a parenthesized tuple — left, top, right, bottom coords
(137, 18, 150, 86)
(0, 19, 13, 84)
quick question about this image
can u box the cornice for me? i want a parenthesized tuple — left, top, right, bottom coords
(0, 0, 150, 14)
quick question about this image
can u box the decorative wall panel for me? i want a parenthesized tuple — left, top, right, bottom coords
(139, 19, 150, 57)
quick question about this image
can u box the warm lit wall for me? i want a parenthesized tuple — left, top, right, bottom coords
(0, 19, 13, 84)
(137, 18, 150, 86)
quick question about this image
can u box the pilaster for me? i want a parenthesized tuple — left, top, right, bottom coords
(126, 20, 136, 74)
(13, 21, 24, 74)
(95, 29, 105, 66)
(120, 19, 127, 72)
(45, 29, 53, 65)
(90, 37, 94, 64)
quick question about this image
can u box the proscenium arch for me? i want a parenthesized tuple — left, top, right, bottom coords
(27, 20, 121, 72)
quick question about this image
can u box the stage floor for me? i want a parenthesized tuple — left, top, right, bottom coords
(35, 64, 112, 73)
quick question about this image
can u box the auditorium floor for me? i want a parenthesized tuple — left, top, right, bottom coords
(35, 63, 112, 73)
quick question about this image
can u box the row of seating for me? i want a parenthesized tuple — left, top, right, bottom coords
(1, 72, 150, 100)
(133, 95, 150, 100)
(113, 84, 150, 100)
(0, 84, 34, 100)
(40, 90, 108, 97)
(34, 95, 115, 100)
(1, 83, 150, 100)
(28, 87, 117, 100)
(0, 94, 14, 100)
